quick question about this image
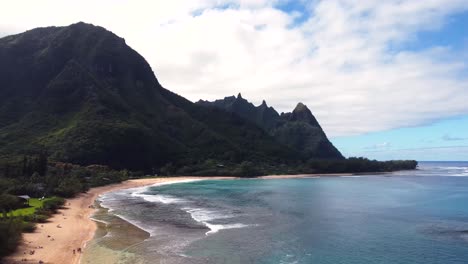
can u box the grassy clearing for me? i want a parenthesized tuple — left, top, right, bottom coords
(5, 198, 53, 217)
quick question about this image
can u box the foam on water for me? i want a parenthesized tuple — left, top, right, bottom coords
(183, 208, 234, 222)
(441, 167, 468, 170)
(100, 178, 250, 237)
(148, 179, 204, 187)
(97, 179, 205, 237)
(205, 223, 249, 235)
(128, 179, 203, 204)
(131, 193, 186, 204)
(182, 207, 249, 235)
(112, 212, 158, 236)
(90, 217, 110, 226)
(127, 179, 250, 236)
(98, 197, 157, 236)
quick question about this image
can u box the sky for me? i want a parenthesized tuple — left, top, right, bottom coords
(1, 0, 468, 161)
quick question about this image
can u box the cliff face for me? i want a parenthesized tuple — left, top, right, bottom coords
(0, 22, 301, 170)
(197, 95, 344, 160)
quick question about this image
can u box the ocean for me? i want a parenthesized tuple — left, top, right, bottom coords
(82, 161, 468, 264)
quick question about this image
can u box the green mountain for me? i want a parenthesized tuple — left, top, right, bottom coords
(197, 95, 344, 159)
(0, 22, 302, 171)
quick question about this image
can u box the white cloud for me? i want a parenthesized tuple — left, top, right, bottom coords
(365, 142, 391, 150)
(1, 0, 468, 137)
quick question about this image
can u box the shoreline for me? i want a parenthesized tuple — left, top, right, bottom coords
(5, 172, 394, 264)
(4, 177, 229, 264)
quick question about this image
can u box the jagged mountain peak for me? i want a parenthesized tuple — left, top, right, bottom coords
(293, 102, 308, 112)
(290, 102, 319, 126)
(197, 95, 343, 160)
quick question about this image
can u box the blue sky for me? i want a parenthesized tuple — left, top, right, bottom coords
(330, 9, 468, 161)
(331, 115, 468, 161)
(2, 0, 468, 161)
(405, 11, 468, 52)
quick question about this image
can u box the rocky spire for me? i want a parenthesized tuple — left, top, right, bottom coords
(293, 102, 308, 112)
(292, 102, 319, 126)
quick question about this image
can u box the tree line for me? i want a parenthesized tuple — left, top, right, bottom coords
(0, 153, 130, 259)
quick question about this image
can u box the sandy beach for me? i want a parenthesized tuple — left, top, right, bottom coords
(4, 173, 349, 264)
(4, 176, 228, 264)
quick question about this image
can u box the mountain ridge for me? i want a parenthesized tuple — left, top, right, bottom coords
(197, 95, 344, 160)
(0, 22, 303, 171)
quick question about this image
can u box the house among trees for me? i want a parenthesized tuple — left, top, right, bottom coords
(17, 195, 31, 206)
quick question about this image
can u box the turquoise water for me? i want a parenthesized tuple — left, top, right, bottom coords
(98, 162, 468, 263)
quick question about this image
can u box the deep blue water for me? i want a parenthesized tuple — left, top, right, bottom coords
(98, 161, 468, 264)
